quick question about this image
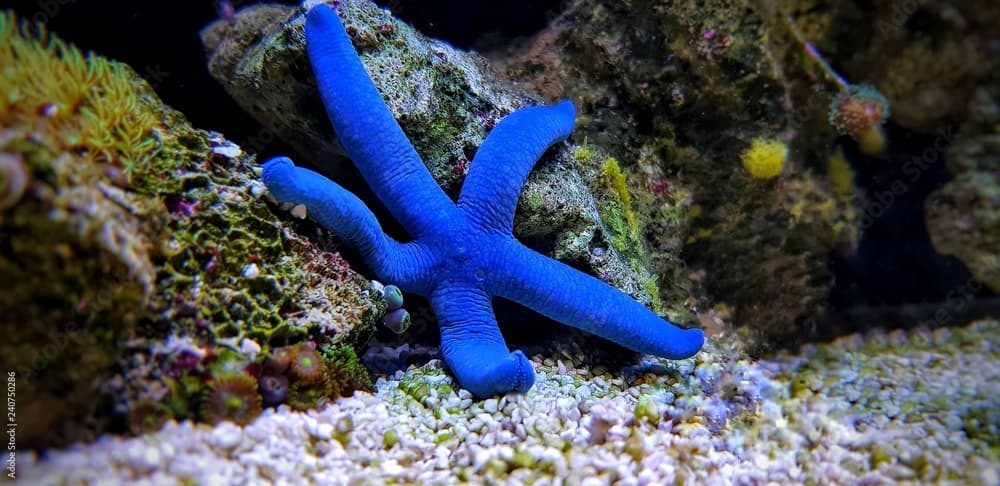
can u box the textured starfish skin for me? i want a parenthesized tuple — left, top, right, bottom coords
(261, 5, 704, 397)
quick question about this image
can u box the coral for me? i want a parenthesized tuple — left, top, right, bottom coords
(825, 148, 855, 198)
(200, 373, 263, 425)
(267, 345, 296, 374)
(258, 373, 290, 407)
(382, 284, 404, 310)
(782, 0, 996, 129)
(599, 157, 639, 235)
(287, 381, 327, 411)
(322, 345, 372, 397)
(261, 5, 702, 397)
(128, 337, 374, 427)
(127, 400, 174, 435)
(382, 308, 411, 334)
(256, 343, 371, 410)
(828, 85, 889, 155)
(0, 10, 158, 447)
(0, 11, 161, 189)
(740, 138, 788, 180)
(287, 344, 325, 382)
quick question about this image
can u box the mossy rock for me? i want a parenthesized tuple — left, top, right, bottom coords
(500, 0, 864, 349)
(0, 10, 381, 447)
(925, 85, 1000, 292)
(200, 0, 672, 315)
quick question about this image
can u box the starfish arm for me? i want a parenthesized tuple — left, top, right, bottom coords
(261, 157, 425, 287)
(489, 241, 705, 359)
(457, 100, 576, 233)
(431, 283, 535, 398)
(305, 5, 456, 238)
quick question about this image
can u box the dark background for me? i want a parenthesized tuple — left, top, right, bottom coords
(6, 0, 993, 325)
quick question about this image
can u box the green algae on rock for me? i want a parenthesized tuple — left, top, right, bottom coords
(0, 10, 380, 447)
(499, 0, 860, 351)
(200, 0, 673, 313)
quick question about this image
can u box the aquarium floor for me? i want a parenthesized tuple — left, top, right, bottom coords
(21, 320, 999, 485)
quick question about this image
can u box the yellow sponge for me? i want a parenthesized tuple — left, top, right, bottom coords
(740, 138, 787, 180)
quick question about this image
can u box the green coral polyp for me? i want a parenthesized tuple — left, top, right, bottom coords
(201, 374, 263, 425)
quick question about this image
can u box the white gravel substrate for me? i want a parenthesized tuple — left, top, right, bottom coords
(17, 320, 1000, 485)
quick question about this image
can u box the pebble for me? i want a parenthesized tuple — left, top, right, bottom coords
(241, 262, 260, 279)
(482, 398, 498, 414)
(210, 141, 243, 158)
(20, 320, 1000, 485)
(208, 422, 243, 451)
(239, 337, 261, 357)
(124, 444, 161, 472)
(312, 423, 333, 440)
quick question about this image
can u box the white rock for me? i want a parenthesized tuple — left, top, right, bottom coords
(241, 262, 260, 279)
(312, 423, 334, 441)
(211, 143, 242, 158)
(482, 398, 499, 414)
(124, 444, 161, 472)
(239, 337, 262, 357)
(209, 422, 243, 451)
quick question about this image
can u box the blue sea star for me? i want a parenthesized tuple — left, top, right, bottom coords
(261, 5, 704, 397)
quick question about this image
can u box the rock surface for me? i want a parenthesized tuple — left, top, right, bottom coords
(926, 84, 1000, 292)
(0, 11, 380, 447)
(498, 0, 862, 351)
(200, 0, 677, 316)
